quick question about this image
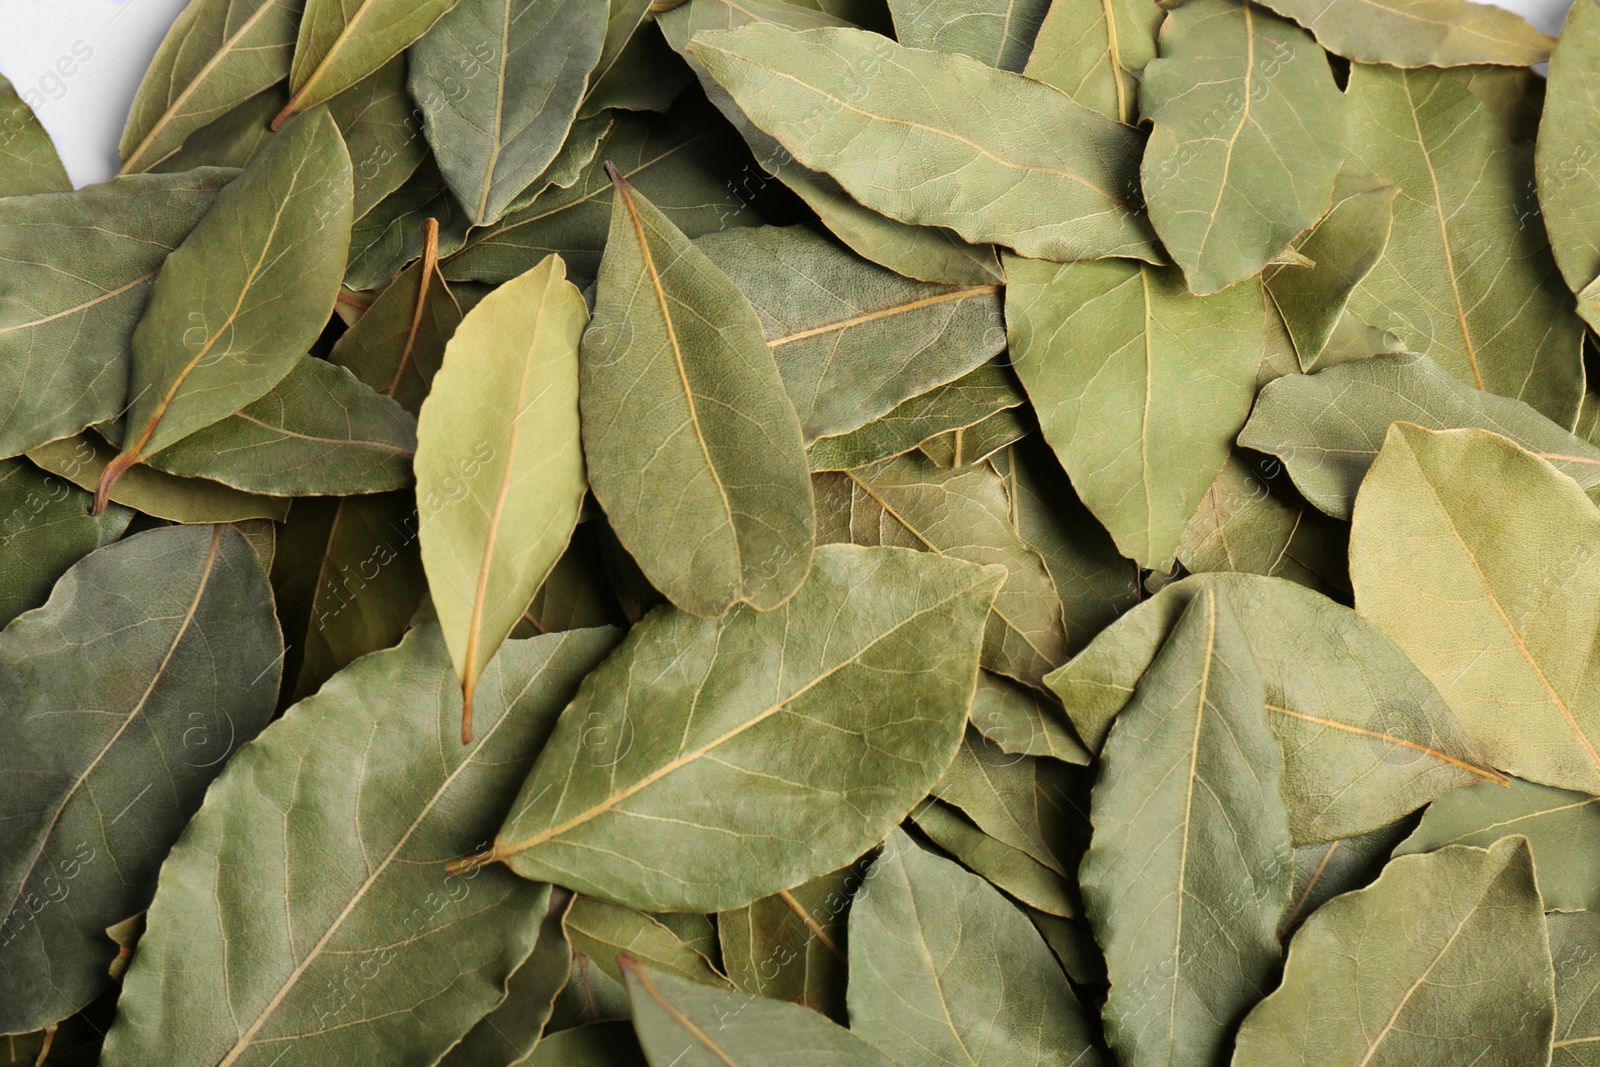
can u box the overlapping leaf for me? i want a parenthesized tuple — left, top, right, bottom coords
(0, 74, 69, 195)
(279, 0, 461, 124)
(1536, 0, 1600, 331)
(1252, 0, 1554, 66)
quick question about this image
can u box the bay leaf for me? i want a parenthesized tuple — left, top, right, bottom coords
(969, 670, 1090, 765)
(1281, 818, 1415, 938)
(687, 24, 1160, 262)
(1550, 911, 1600, 1067)
(581, 170, 812, 617)
(29, 433, 290, 523)
(97, 109, 353, 510)
(150, 83, 285, 173)
(1024, 0, 1160, 123)
(909, 799, 1079, 918)
(1396, 777, 1600, 913)
(419, 254, 587, 741)
(329, 54, 429, 220)
(1240, 353, 1600, 521)
(1536, 0, 1600, 333)
(1344, 63, 1583, 426)
(1140, 0, 1345, 296)
(919, 407, 1029, 469)
(118, 0, 302, 174)
(886, 0, 1049, 72)
(849, 828, 1101, 1066)
(566, 896, 725, 989)
(695, 224, 1006, 443)
(1449, 63, 1545, 144)
(528, 1022, 646, 1066)
(1006, 256, 1263, 570)
(344, 156, 473, 290)
(100, 624, 619, 1066)
(1081, 586, 1290, 1067)
(0, 74, 69, 195)
(513, 522, 624, 638)
(412, 0, 607, 226)
(0, 525, 281, 1034)
(1350, 424, 1600, 794)
(1252, 0, 1554, 67)
(934, 731, 1073, 876)
(0, 169, 233, 460)
(0, 460, 130, 629)
(622, 958, 897, 1066)
(576, 17, 692, 117)
(279, 0, 461, 125)
(478, 544, 1002, 912)
(1232, 837, 1554, 1066)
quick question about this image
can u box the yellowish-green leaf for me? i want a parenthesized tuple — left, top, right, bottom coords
(1536, 0, 1600, 333)
(1252, 0, 1554, 66)
(886, 0, 1050, 71)
(279, 0, 462, 124)
(1024, 0, 1161, 123)
(0, 72, 69, 194)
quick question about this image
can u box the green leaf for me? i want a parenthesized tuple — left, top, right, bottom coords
(528, 1023, 647, 1066)
(1252, 0, 1554, 66)
(344, 156, 474, 290)
(909, 798, 1080, 918)
(1536, 0, 1600, 333)
(814, 455, 1067, 689)
(1082, 585, 1290, 1067)
(0, 525, 281, 1033)
(280, 0, 461, 124)
(1550, 911, 1600, 1067)
(1344, 64, 1583, 426)
(100, 624, 619, 1066)
(1232, 837, 1554, 1066)
(687, 24, 1160, 262)
(28, 434, 290, 523)
(886, 0, 1049, 71)
(118, 0, 302, 174)
(566, 896, 726, 989)
(412, 0, 607, 226)
(1140, 0, 1345, 295)
(141, 356, 417, 495)
(581, 170, 812, 617)
(919, 407, 1028, 469)
(0, 74, 70, 195)
(969, 670, 1091, 765)
(849, 828, 1101, 1066)
(934, 731, 1075, 875)
(418, 254, 587, 741)
(1396, 777, 1600, 913)
(0, 460, 130, 629)
(1006, 256, 1264, 569)
(1240, 353, 1600, 522)
(149, 83, 286, 173)
(1351, 424, 1600, 794)
(100, 110, 353, 508)
(578, 15, 693, 117)
(1281, 818, 1415, 938)
(1023, 0, 1160, 123)
(622, 958, 897, 1066)
(437, 892, 571, 1067)
(0, 169, 233, 460)
(329, 55, 429, 220)
(1048, 572, 1500, 842)
(482, 543, 1001, 912)
(695, 224, 1006, 443)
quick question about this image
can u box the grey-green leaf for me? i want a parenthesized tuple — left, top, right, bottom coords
(1550, 911, 1600, 1066)
(886, 0, 1049, 71)
(1251, 0, 1554, 67)
(0, 460, 130, 629)
(437, 892, 571, 1067)
(1536, 0, 1600, 332)
(1023, 0, 1160, 123)
(329, 54, 429, 220)
(909, 798, 1080, 918)
(281, 0, 461, 122)
(0, 74, 70, 195)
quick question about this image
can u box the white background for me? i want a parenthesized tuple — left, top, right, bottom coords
(0, 0, 1583, 188)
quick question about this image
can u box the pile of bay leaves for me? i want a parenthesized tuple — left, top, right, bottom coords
(5, 0, 1600, 1061)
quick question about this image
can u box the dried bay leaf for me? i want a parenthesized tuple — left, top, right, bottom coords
(0, 460, 130, 629)
(0, 525, 281, 1034)
(1252, 0, 1554, 67)
(850, 828, 1101, 1067)
(0, 74, 69, 195)
(934, 731, 1075, 876)
(969, 670, 1090, 765)
(1550, 911, 1600, 1067)
(344, 156, 474, 290)
(278, 0, 462, 125)
(1024, 0, 1160, 123)
(1282, 818, 1415, 938)
(565, 896, 726, 990)
(529, 1022, 646, 1066)
(581, 171, 812, 617)
(480, 544, 1002, 912)
(886, 0, 1049, 72)
(29, 434, 290, 524)
(1536, 0, 1600, 333)
(329, 55, 429, 220)
(687, 24, 1161, 262)
(920, 407, 1029, 469)
(1350, 425, 1600, 794)
(1232, 837, 1554, 1067)
(150, 83, 286, 173)
(100, 624, 619, 1066)
(909, 798, 1080, 919)
(1140, 0, 1345, 296)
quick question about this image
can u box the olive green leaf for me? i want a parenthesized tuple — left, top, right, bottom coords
(418, 254, 587, 742)
(717, 859, 867, 1022)
(886, 0, 1049, 71)
(1550, 911, 1600, 1067)
(529, 1023, 647, 1067)
(566, 896, 726, 991)
(970, 670, 1091, 765)
(443, 104, 759, 284)
(579, 14, 693, 117)
(623, 958, 897, 1067)
(807, 362, 1025, 473)
(1396, 777, 1600, 913)
(98, 110, 353, 510)
(0, 460, 130, 629)
(330, 55, 429, 220)
(1232, 837, 1554, 1067)
(850, 829, 1102, 1067)
(920, 407, 1028, 469)
(150, 83, 285, 173)
(437, 892, 571, 1067)
(100, 624, 619, 1066)
(479, 544, 1002, 912)
(0, 525, 281, 1034)
(1536, 0, 1600, 332)
(0, 74, 69, 195)
(118, 0, 303, 174)
(581, 0, 653, 109)
(1051, 573, 1498, 842)
(28, 434, 289, 523)
(1265, 171, 1398, 368)
(1006, 256, 1263, 570)
(412, 0, 607, 226)
(0, 169, 233, 461)
(1140, 0, 1344, 296)
(1282, 819, 1414, 938)
(344, 156, 473, 290)
(278, 0, 462, 126)
(1344, 64, 1583, 427)
(1351, 424, 1600, 794)
(910, 798, 1080, 918)
(687, 24, 1160, 262)
(1252, 0, 1554, 67)
(581, 170, 812, 617)
(695, 225, 1006, 443)
(1240, 353, 1600, 521)
(814, 454, 1067, 689)
(1024, 0, 1160, 123)
(142, 356, 417, 496)
(935, 731, 1074, 875)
